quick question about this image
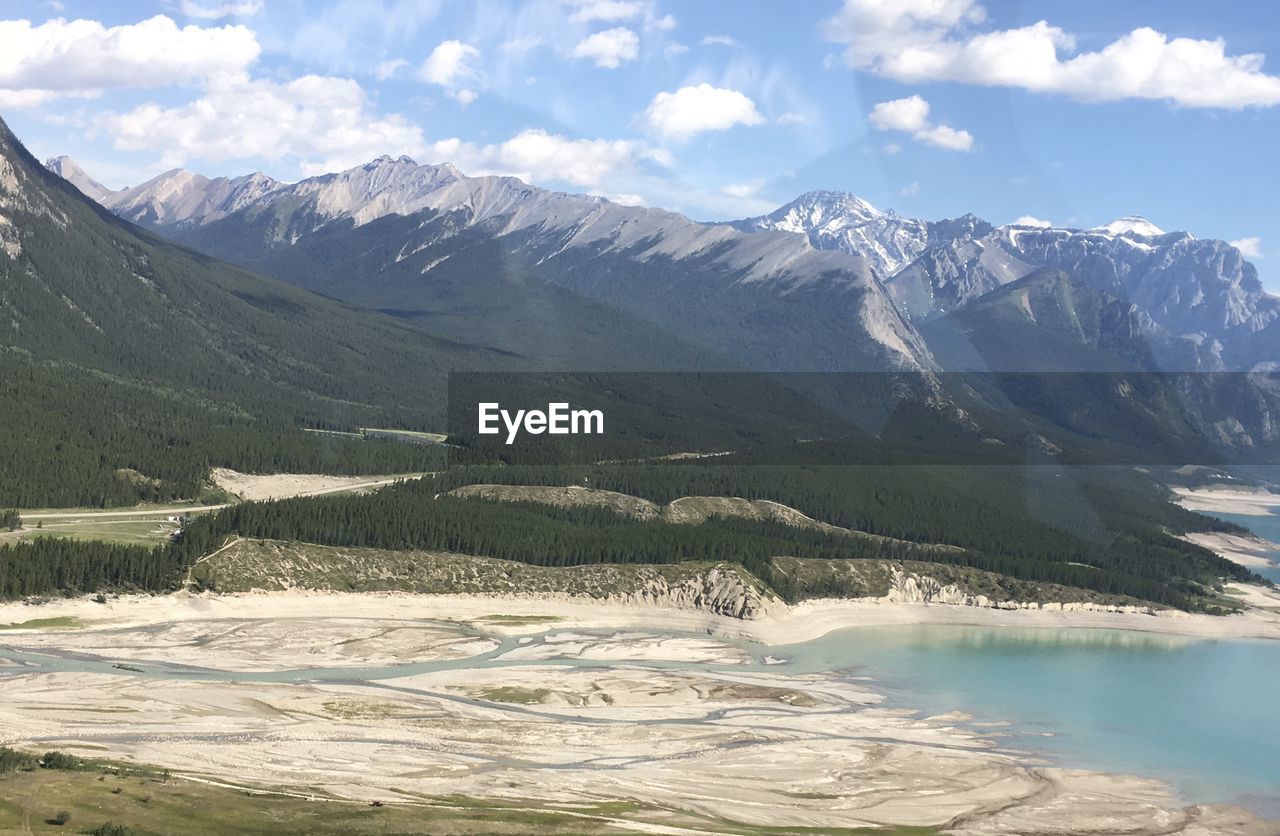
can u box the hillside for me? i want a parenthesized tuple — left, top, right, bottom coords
(0, 115, 501, 506)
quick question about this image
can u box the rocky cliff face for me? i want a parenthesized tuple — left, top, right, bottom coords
(882, 568, 1155, 613)
(612, 565, 782, 619)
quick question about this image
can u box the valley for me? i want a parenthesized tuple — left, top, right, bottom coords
(3, 11, 1280, 827)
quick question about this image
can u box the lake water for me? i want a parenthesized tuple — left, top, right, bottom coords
(1208, 508, 1280, 584)
(783, 625, 1280, 816)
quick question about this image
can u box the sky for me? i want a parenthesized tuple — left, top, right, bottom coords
(1, 0, 1278, 289)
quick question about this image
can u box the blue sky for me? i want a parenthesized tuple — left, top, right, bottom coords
(1, 1, 1278, 288)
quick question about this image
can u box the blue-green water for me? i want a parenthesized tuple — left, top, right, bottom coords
(781, 625, 1280, 815)
(1210, 508, 1280, 583)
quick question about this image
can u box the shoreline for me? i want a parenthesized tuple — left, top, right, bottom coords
(1173, 485, 1280, 517)
(2, 590, 1276, 834)
(1181, 530, 1280, 569)
(4, 580, 1280, 645)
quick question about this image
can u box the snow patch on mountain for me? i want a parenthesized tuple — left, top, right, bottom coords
(1091, 216, 1165, 238)
(733, 190, 931, 277)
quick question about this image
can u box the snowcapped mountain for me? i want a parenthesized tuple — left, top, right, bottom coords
(1090, 216, 1165, 237)
(47, 154, 1277, 373)
(732, 191, 935, 278)
(735, 190, 1277, 371)
(889, 218, 1277, 370)
(43, 156, 111, 202)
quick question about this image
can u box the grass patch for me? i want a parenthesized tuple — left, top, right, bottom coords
(0, 755, 798, 835)
(479, 614, 563, 624)
(477, 687, 552, 704)
(0, 616, 81, 631)
(17, 519, 179, 546)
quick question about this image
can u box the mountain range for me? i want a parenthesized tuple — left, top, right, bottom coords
(57, 155, 926, 373)
(4, 115, 1276, 507)
(58, 155, 1278, 376)
(740, 192, 1278, 373)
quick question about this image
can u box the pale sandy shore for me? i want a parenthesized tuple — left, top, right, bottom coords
(1174, 485, 1280, 517)
(1, 591, 1275, 834)
(1181, 531, 1280, 569)
(4, 577, 1280, 652)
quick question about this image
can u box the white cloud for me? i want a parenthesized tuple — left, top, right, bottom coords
(700, 34, 738, 47)
(97, 73, 429, 173)
(823, 0, 1280, 108)
(433, 129, 665, 187)
(1013, 215, 1053, 228)
(900, 181, 920, 196)
(868, 95, 930, 132)
(419, 39, 480, 87)
(776, 111, 806, 125)
(374, 58, 408, 80)
(0, 15, 260, 104)
(663, 42, 688, 59)
(642, 83, 764, 141)
(450, 88, 478, 106)
(177, 1, 262, 19)
(564, 0, 674, 31)
(98, 74, 661, 190)
(501, 35, 543, 54)
(0, 89, 57, 108)
(571, 27, 639, 68)
(1230, 236, 1262, 258)
(914, 123, 972, 151)
(882, 142, 902, 155)
(869, 95, 973, 151)
(567, 0, 644, 23)
(720, 180, 763, 199)
(647, 14, 676, 32)
(589, 189, 647, 206)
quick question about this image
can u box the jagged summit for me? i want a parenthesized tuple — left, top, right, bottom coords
(733, 189, 929, 277)
(368, 154, 419, 166)
(97, 167, 285, 227)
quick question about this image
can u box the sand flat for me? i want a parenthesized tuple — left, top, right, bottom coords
(3, 623, 1270, 833)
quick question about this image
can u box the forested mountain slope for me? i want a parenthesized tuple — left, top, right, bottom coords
(0, 115, 501, 506)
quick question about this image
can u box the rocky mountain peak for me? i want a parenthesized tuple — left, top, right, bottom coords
(1091, 216, 1166, 238)
(43, 155, 113, 202)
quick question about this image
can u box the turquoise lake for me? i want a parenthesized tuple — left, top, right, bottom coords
(1210, 508, 1280, 583)
(796, 507, 1280, 816)
(788, 624, 1280, 816)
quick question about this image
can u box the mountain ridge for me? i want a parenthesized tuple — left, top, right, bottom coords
(45, 156, 1279, 373)
(57, 153, 932, 373)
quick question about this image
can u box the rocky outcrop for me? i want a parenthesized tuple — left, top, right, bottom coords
(611, 565, 782, 619)
(883, 568, 1155, 613)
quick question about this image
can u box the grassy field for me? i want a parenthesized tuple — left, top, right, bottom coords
(10, 519, 179, 547)
(0, 616, 81, 631)
(0, 755, 937, 835)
